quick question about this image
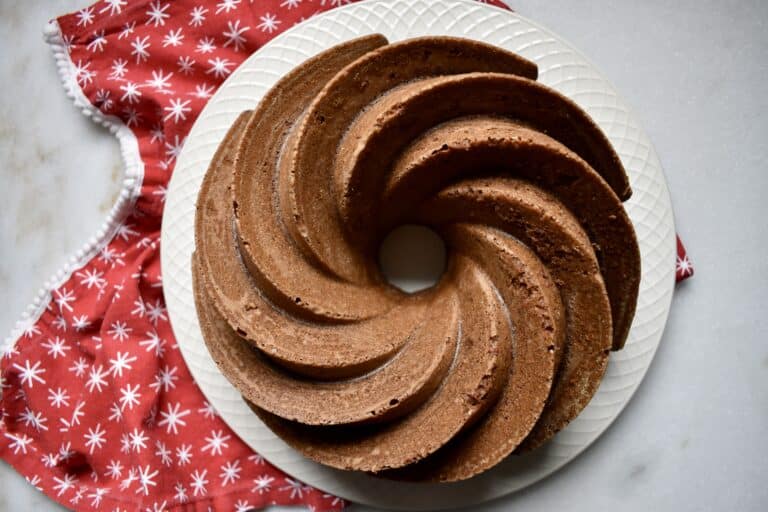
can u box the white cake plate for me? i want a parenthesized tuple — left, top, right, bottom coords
(161, 1, 677, 509)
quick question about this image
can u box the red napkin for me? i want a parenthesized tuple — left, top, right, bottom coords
(1, 1, 693, 511)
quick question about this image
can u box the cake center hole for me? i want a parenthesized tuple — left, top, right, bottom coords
(378, 225, 446, 293)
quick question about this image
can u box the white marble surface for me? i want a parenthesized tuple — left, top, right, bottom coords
(1, 0, 766, 511)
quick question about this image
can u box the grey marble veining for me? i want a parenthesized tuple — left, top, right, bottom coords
(1, 0, 767, 511)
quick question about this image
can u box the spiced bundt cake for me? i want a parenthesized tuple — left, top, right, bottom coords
(192, 35, 641, 482)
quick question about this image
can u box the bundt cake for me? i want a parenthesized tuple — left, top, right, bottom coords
(192, 34, 641, 482)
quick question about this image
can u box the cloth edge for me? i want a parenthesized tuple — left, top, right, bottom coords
(2, 20, 145, 352)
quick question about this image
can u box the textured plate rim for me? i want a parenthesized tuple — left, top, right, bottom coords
(161, 0, 676, 509)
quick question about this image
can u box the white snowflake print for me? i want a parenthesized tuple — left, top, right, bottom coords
(191, 83, 215, 99)
(139, 330, 166, 356)
(222, 19, 250, 51)
(164, 97, 192, 123)
(72, 314, 91, 331)
(71, 487, 86, 505)
(154, 440, 173, 467)
(189, 6, 208, 27)
(146, 69, 174, 94)
(108, 320, 133, 342)
(19, 407, 48, 431)
(120, 81, 143, 104)
(109, 58, 129, 80)
(258, 13, 281, 33)
(177, 55, 196, 75)
(235, 499, 254, 512)
(677, 254, 693, 277)
(77, 268, 107, 289)
(136, 465, 159, 495)
(281, 477, 309, 499)
(12, 359, 46, 388)
(59, 441, 75, 462)
(162, 27, 184, 47)
(76, 6, 95, 27)
(120, 468, 137, 491)
(94, 89, 113, 110)
(61, 34, 75, 52)
(196, 36, 217, 54)
(219, 459, 241, 486)
(13, 386, 26, 401)
(109, 351, 137, 377)
(146, 298, 168, 325)
(73, 59, 96, 86)
(137, 236, 159, 250)
(248, 453, 264, 465)
(131, 296, 147, 317)
(3, 432, 32, 455)
(102, 248, 127, 269)
(129, 427, 149, 453)
(190, 469, 209, 496)
(164, 134, 186, 162)
(150, 364, 179, 392)
(206, 57, 233, 78)
(3, 345, 19, 363)
(157, 401, 191, 434)
(119, 21, 137, 40)
(174, 482, 188, 502)
(22, 321, 41, 338)
(216, 0, 241, 15)
(53, 314, 67, 331)
(198, 401, 217, 419)
(175, 443, 193, 466)
(146, 500, 168, 512)
(41, 452, 59, 468)
(320, 0, 352, 5)
(120, 433, 132, 454)
(86, 364, 109, 392)
(26, 474, 42, 491)
(100, 0, 127, 16)
(201, 429, 231, 456)
(252, 474, 274, 494)
(119, 383, 142, 410)
(52, 473, 77, 496)
(54, 287, 76, 312)
(131, 35, 151, 63)
(42, 336, 70, 359)
(123, 107, 142, 127)
(150, 123, 165, 144)
(68, 401, 86, 430)
(146, 0, 170, 27)
(88, 487, 108, 507)
(86, 30, 107, 52)
(84, 423, 106, 454)
(109, 401, 124, 423)
(48, 387, 70, 408)
(280, 0, 302, 9)
(69, 356, 89, 378)
(106, 459, 124, 479)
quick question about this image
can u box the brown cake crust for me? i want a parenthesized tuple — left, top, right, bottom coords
(418, 179, 612, 451)
(381, 116, 639, 349)
(192, 34, 639, 482)
(253, 257, 517, 472)
(276, 37, 540, 284)
(383, 225, 562, 481)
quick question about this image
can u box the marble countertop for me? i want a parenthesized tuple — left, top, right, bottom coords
(2, 0, 766, 511)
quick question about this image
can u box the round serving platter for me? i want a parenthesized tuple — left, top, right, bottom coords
(161, 1, 677, 509)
